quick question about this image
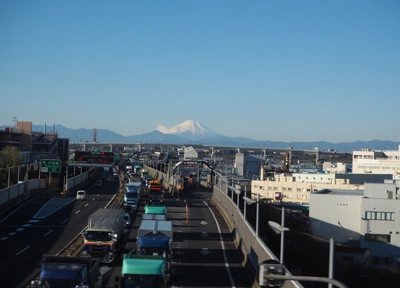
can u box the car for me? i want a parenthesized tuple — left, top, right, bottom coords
(76, 190, 86, 200)
(113, 172, 119, 179)
(124, 200, 137, 211)
(124, 213, 131, 228)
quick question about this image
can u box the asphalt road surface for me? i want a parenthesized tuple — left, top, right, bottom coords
(101, 187, 252, 288)
(0, 180, 120, 288)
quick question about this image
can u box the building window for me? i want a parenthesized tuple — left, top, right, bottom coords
(268, 186, 272, 190)
(282, 187, 287, 191)
(273, 187, 278, 190)
(288, 187, 292, 191)
(297, 188, 301, 192)
(365, 233, 391, 243)
(254, 185, 259, 188)
(365, 211, 394, 221)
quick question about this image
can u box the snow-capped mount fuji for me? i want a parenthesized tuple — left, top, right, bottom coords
(156, 120, 220, 140)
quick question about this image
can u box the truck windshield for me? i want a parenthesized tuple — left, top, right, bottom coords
(85, 231, 112, 241)
(122, 275, 163, 288)
(39, 279, 82, 288)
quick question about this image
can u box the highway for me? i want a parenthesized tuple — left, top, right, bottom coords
(101, 183, 252, 288)
(0, 179, 120, 288)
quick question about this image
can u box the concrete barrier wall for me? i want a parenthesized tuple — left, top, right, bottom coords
(27, 179, 46, 190)
(143, 166, 301, 288)
(67, 170, 90, 191)
(0, 179, 46, 206)
(213, 178, 302, 288)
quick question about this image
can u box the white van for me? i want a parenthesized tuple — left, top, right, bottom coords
(95, 180, 102, 187)
(76, 190, 86, 200)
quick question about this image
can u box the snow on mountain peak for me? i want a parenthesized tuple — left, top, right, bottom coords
(156, 120, 219, 137)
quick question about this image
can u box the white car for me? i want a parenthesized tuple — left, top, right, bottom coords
(76, 190, 86, 200)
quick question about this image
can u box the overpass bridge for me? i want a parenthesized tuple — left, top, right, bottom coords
(69, 141, 351, 162)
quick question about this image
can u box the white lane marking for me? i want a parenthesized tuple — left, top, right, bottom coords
(16, 245, 30, 256)
(29, 220, 40, 223)
(16, 228, 24, 232)
(85, 203, 89, 207)
(204, 201, 236, 288)
(23, 224, 32, 227)
(0, 197, 39, 224)
(0, 237, 7, 240)
(92, 198, 95, 201)
(97, 194, 99, 196)
(34, 197, 76, 219)
(62, 218, 69, 224)
(44, 230, 53, 237)
(75, 210, 80, 214)
(9, 232, 16, 236)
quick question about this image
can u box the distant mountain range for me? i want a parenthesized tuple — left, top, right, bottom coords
(1, 120, 399, 152)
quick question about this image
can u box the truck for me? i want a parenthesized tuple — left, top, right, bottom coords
(82, 208, 125, 264)
(144, 204, 167, 219)
(137, 220, 173, 270)
(148, 180, 164, 204)
(142, 213, 167, 221)
(116, 252, 169, 288)
(141, 169, 149, 180)
(37, 255, 102, 288)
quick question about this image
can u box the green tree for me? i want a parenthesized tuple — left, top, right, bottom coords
(0, 146, 24, 188)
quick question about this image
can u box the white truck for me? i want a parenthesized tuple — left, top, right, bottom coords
(136, 220, 173, 270)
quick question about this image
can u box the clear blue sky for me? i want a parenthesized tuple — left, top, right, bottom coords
(1, 0, 399, 142)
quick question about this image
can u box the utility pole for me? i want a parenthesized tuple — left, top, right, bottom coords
(93, 128, 98, 143)
(12, 116, 17, 128)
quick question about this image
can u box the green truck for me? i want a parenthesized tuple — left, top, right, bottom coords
(116, 252, 169, 288)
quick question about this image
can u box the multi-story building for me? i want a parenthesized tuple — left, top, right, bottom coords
(0, 121, 69, 164)
(252, 171, 363, 204)
(310, 180, 400, 263)
(352, 146, 400, 176)
(234, 153, 264, 179)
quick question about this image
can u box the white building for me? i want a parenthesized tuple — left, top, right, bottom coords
(352, 146, 400, 176)
(183, 146, 198, 160)
(322, 162, 351, 174)
(310, 180, 400, 262)
(252, 172, 363, 204)
(234, 153, 264, 178)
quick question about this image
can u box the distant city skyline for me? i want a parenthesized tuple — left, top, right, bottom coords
(1, 1, 399, 142)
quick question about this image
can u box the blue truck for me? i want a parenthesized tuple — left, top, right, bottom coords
(136, 220, 173, 270)
(36, 255, 102, 288)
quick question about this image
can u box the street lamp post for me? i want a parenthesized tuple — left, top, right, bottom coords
(280, 207, 285, 264)
(243, 193, 260, 237)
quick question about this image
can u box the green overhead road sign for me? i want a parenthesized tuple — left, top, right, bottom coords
(41, 159, 61, 173)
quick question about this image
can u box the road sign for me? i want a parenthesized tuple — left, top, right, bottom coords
(33, 164, 38, 170)
(41, 159, 61, 173)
